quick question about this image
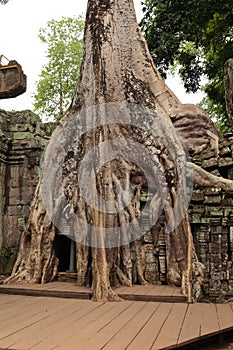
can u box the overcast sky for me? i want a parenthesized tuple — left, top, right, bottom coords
(0, 0, 203, 114)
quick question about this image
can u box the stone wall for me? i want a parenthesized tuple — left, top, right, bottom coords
(0, 109, 53, 274)
(141, 134, 233, 300)
(190, 134, 233, 300)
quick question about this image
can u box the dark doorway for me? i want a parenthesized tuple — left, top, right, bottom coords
(54, 234, 76, 272)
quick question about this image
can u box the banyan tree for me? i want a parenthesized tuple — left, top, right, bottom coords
(5, 0, 233, 302)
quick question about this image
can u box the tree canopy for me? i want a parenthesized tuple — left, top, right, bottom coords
(33, 16, 84, 121)
(140, 0, 233, 132)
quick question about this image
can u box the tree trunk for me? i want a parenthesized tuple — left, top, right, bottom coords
(5, 183, 59, 284)
(5, 0, 233, 302)
(224, 58, 233, 126)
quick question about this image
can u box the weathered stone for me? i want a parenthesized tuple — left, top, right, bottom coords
(218, 157, 233, 167)
(143, 231, 153, 243)
(199, 150, 216, 160)
(203, 187, 221, 195)
(228, 167, 233, 180)
(220, 146, 231, 156)
(191, 190, 205, 202)
(0, 109, 54, 274)
(190, 214, 202, 223)
(202, 158, 218, 168)
(190, 205, 205, 214)
(0, 61, 26, 99)
(204, 195, 221, 204)
(145, 263, 157, 272)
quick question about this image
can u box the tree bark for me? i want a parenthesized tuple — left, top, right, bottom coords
(5, 184, 58, 284)
(224, 58, 233, 126)
(5, 0, 233, 303)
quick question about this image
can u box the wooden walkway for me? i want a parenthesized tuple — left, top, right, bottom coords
(0, 282, 233, 350)
(0, 283, 232, 349)
(0, 282, 186, 303)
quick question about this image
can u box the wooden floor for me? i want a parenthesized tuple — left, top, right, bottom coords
(0, 284, 232, 349)
(0, 282, 186, 303)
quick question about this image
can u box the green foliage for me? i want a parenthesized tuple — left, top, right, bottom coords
(140, 0, 233, 132)
(33, 16, 84, 121)
(198, 94, 231, 134)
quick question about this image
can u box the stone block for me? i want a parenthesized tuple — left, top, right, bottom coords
(220, 146, 231, 156)
(0, 248, 18, 274)
(10, 165, 20, 179)
(10, 177, 20, 188)
(209, 218, 222, 225)
(143, 231, 153, 243)
(204, 195, 221, 204)
(190, 205, 205, 214)
(191, 190, 205, 202)
(2, 215, 19, 247)
(209, 243, 221, 254)
(7, 206, 18, 216)
(203, 187, 221, 195)
(200, 150, 216, 160)
(202, 158, 218, 168)
(228, 167, 233, 180)
(211, 226, 225, 234)
(146, 252, 156, 263)
(145, 271, 159, 283)
(190, 214, 201, 223)
(13, 131, 33, 140)
(222, 197, 233, 205)
(145, 262, 157, 273)
(210, 209, 224, 217)
(8, 187, 20, 199)
(218, 157, 233, 167)
(225, 208, 233, 216)
(201, 217, 210, 224)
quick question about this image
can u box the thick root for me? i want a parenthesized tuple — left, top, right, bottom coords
(191, 162, 233, 191)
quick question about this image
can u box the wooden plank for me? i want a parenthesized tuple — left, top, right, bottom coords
(200, 303, 220, 336)
(103, 302, 159, 350)
(216, 304, 233, 331)
(115, 284, 146, 294)
(117, 284, 185, 303)
(125, 285, 149, 295)
(119, 292, 185, 303)
(0, 283, 185, 302)
(145, 284, 162, 295)
(0, 297, 65, 339)
(0, 283, 43, 290)
(52, 301, 139, 350)
(0, 296, 47, 323)
(0, 296, 50, 324)
(151, 303, 188, 350)
(29, 301, 130, 350)
(0, 293, 29, 302)
(0, 286, 91, 300)
(56, 284, 91, 292)
(177, 303, 204, 346)
(6, 299, 88, 349)
(152, 285, 177, 297)
(0, 295, 30, 312)
(171, 287, 184, 297)
(126, 303, 173, 350)
(0, 299, 102, 350)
